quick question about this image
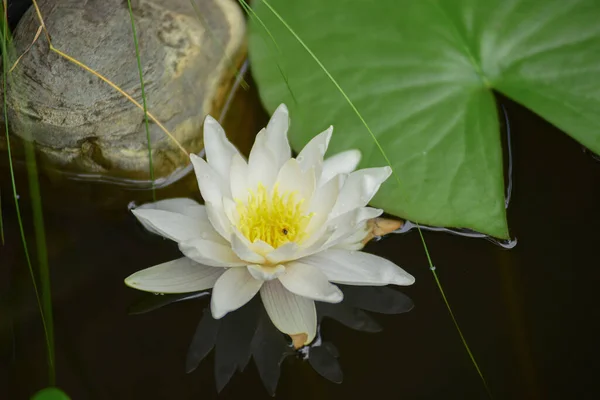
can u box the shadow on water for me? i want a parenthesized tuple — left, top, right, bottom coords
(2, 10, 600, 400)
(127, 284, 412, 396)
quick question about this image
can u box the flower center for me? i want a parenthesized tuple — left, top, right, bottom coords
(236, 184, 313, 248)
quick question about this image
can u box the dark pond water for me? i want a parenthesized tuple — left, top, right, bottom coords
(2, 86, 600, 400)
(2, 2, 600, 400)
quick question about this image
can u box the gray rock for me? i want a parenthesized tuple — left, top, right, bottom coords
(4, 0, 245, 181)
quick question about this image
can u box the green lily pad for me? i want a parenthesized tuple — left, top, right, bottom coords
(31, 388, 71, 400)
(248, 0, 600, 238)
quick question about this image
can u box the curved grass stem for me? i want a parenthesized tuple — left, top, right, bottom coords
(2, 0, 54, 384)
(257, 0, 491, 396)
(8, 25, 42, 73)
(416, 225, 492, 399)
(24, 130, 55, 385)
(126, 0, 155, 200)
(238, 0, 297, 104)
(29, 0, 188, 157)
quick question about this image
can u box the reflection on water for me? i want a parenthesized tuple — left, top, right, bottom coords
(395, 221, 518, 249)
(583, 146, 600, 162)
(129, 285, 413, 395)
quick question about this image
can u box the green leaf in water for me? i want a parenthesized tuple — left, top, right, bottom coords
(249, 0, 600, 238)
(31, 388, 71, 400)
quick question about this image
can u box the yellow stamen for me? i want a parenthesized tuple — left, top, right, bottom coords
(236, 184, 313, 248)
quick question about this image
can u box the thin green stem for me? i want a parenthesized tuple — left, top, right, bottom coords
(1, 1, 55, 384)
(239, 0, 280, 52)
(259, 0, 396, 182)
(416, 225, 492, 399)
(126, 0, 155, 200)
(238, 0, 296, 104)
(258, 0, 490, 396)
(24, 135, 55, 385)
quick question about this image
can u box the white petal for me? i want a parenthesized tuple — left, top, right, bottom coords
(260, 279, 316, 345)
(298, 207, 381, 257)
(229, 153, 250, 201)
(301, 249, 415, 286)
(331, 167, 392, 217)
(275, 158, 315, 203)
(334, 240, 367, 251)
(231, 232, 266, 264)
(190, 154, 227, 203)
(132, 208, 221, 243)
(203, 116, 241, 181)
(136, 198, 205, 219)
(211, 267, 263, 319)
(125, 257, 224, 293)
(249, 239, 275, 256)
(265, 242, 300, 264)
(265, 104, 291, 169)
(320, 149, 361, 185)
(221, 197, 239, 227)
(205, 200, 232, 240)
(333, 221, 370, 251)
(293, 228, 333, 259)
(248, 128, 278, 190)
(322, 207, 383, 250)
(297, 126, 333, 176)
(278, 261, 343, 303)
(305, 175, 340, 234)
(247, 264, 286, 281)
(179, 238, 246, 267)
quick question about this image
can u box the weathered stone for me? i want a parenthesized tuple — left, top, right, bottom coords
(5, 0, 245, 181)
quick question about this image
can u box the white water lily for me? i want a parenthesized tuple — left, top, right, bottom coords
(126, 104, 414, 347)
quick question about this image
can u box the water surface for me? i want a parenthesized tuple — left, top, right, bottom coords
(2, 88, 599, 399)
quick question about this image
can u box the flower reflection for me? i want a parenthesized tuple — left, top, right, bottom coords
(129, 285, 413, 395)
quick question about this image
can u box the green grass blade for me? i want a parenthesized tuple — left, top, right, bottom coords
(239, 0, 280, 52)
(258, 0, 395, 180)
(416, 225, 492, 398)
(1, 1, 55, 384)
(126, 0, 155, 201)
(256, 0, 490, 395)
(24, 138, 55, 384)
(238, 0, 297, 104)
